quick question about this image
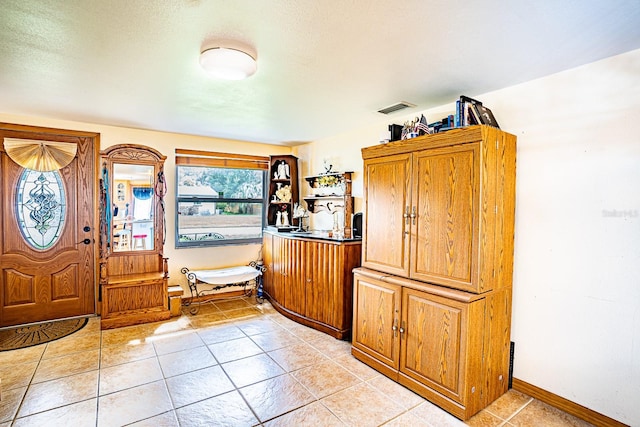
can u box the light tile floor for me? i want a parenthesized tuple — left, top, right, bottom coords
(0, 298, 595, 427)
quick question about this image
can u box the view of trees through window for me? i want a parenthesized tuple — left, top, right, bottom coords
(176, 166, 265, 247)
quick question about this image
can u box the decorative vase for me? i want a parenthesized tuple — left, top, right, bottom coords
(276, 211, 282, 226)
(282, 211, 290, 227)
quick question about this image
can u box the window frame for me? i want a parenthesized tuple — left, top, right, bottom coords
(175, 149, 269, 248)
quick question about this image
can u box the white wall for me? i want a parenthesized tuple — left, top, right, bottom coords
(0, 113, 291, 289)
(296, 49, 640, 425)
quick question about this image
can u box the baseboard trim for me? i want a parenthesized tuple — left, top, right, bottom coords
(512, 378, 628, 427)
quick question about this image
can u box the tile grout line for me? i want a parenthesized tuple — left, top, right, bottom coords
(11, 339, 48, 423)
(497, 397, 535, 426)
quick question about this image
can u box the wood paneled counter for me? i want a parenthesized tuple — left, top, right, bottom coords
(262, 230, 361, 339)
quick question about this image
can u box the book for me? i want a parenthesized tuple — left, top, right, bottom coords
(459, 95, 500, 128)
(475, 104, 500, 128)
(428, 120, 443, 133)
(459, 95, 483, 107)
(467, 102, 481, 125)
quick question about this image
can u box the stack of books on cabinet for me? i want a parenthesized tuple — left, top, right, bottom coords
(428, 95, 500, 133)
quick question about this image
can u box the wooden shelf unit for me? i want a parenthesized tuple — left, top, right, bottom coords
(266, 155, 299, 230)
(302, 171, 354, 237)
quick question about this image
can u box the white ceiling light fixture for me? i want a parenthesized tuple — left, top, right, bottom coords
(199, 44, 257, 80)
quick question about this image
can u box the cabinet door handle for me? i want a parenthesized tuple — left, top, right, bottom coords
(403, 206, 410, 225)
(399, 321, 406, 335)
(392, 319, 398, 337)
(410, 207, 416, 225)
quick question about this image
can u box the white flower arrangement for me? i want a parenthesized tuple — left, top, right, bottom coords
(275, 185, 292, 202)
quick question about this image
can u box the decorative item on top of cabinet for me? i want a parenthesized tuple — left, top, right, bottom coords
(303, 171, 354, 238)
(353, 125, 517, 420)
(267, 155, 299, 230)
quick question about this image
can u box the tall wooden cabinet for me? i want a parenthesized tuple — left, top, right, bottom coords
(352, 125, 516, 420)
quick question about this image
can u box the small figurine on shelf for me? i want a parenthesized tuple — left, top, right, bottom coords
(275, 204, 290, 227)
(276, 160, 290, 179)
(293, 203, 308, 232)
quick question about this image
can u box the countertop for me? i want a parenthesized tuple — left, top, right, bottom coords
(264, 227, 362, 243)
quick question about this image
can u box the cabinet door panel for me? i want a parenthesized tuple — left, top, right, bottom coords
(362, 154, 411, 277)
(400, 288, 467, 402)
(352, 274, 401, 370)
(411, 144, 480, 291)
(284, 238, 305, 314)
(262, 232, 274, 297)
(305, 241, 340, 327)
(304, 241, 322, 322)
(270, 233, 285, 302)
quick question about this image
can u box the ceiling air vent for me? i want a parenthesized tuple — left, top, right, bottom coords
(377, 101, 416, 114)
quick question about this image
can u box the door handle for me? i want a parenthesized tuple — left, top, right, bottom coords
(77, 238, 93, 245)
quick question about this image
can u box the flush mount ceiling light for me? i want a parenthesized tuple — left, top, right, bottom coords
(199, 46, 257, 80)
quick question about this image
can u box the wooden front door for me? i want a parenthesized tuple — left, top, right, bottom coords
(0, 123, 97, 327)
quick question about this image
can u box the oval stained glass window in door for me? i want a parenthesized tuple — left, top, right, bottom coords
(16, 170, 66, 250)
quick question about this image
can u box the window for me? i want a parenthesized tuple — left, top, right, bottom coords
(16, 169, 66, 250)
(175, 150, 268, 247)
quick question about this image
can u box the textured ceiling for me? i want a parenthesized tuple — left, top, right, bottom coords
(1, 0, 640, 145)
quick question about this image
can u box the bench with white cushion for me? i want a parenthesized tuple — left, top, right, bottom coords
(181, 263, 265, 314)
